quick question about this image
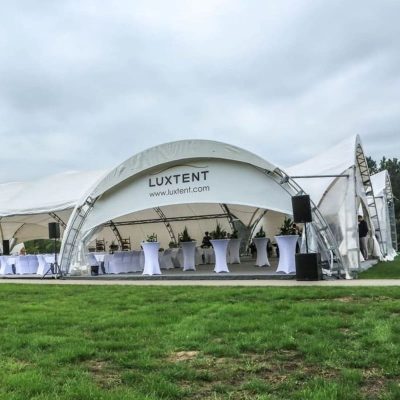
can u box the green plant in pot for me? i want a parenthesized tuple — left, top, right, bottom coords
(254, 226, 266, 238)
(210, 222, 227, 239)
(168, 241, 178, 248)
(146, 233, 158, 242)
(230, 229, 239, 239)
(178, 226, 193, 243)
(278, 217, 297, 235)
(109, 240, 119, 252)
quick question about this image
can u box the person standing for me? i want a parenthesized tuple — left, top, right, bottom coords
(201, 232, 211, 248)
(358, 215, 369, 260)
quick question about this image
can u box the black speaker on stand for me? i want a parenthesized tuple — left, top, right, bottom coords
(291, 195, 322, 281)
(42, 222, 62, 279)
(2, 240, 10, 256)
(48, 222, 60, 240)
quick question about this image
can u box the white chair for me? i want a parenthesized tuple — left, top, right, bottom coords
(0, 256, 14, 275)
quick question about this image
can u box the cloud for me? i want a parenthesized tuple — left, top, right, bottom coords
(0, 0, 399, 182)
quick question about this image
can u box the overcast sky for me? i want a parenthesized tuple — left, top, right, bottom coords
(0, 0, 399, 183)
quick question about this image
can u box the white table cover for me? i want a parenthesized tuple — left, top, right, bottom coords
(275, 235, 298, 274)
(37, 255, 52, 275)
(15, 255, 39, 274)
(44, 254, 59, 264)
(253, 237, 270, 267)
(170, 248, 183, 268)
(228, 238, 241, 264)
(0, 256, 14, 274)
(108, 252, 125, 274)
(211, 239, 230, 273)
(142, 242, 162, 275)
(181, 241, 197, 271)
(159, 249, 174, 270)
(199, 247, 215, 264)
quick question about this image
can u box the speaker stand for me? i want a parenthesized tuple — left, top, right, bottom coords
(41, 237, 63, 279)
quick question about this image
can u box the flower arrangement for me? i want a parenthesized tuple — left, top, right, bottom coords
(277, 217, 297, 235)
(145, 233, 158, 242)
(178, 226, 194, 242)
(109, 241, 119, 252)
(230, 229, 239, 239)
(210, 222, 227, 239)
(254, 226, 266, 238)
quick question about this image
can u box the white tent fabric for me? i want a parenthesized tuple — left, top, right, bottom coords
(286, 135, 381, 271)
(61, 139, 334, 275)
(371, 170, 398, 260)
(0, 170, 106, 245)
(0, 137, 393, 279)
(0, 170, 107, 216)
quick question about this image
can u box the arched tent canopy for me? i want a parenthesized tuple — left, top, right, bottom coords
(60, 139, 343, 275)
(0, 170, 106, 251)
(371, 170, 398, 259)
(286, 135, 384, 271)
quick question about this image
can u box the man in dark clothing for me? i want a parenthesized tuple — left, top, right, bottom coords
(358, 215, 369, 260)
(201, 232, 211, 248)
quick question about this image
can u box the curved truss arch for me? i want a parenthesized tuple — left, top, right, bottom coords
(59, 140, 344, 277)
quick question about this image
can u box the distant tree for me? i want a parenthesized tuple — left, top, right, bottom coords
(24, 239, 61, 254)
(366, 156, 378, 175)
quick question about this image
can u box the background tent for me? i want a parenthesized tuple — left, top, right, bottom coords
(371, 170, 398, 260)
(0, 170, 106, 251)
(286, 135, 384, 272)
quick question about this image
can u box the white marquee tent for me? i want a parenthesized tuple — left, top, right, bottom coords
(286, 135, 386, 272)
(59, 140, 342, 275)
(0, 170, 106, 251)
(0, 137, 396, 278)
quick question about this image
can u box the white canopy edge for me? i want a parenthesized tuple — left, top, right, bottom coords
(88, 139, 278, 200)
(286, 134, 360, 205)
(371, 170, 393, 199)
(0, 170, 107, 217)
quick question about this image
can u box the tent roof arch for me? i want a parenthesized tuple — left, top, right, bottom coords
(60, 139, 343, 274)
(88, 139, 277, 200)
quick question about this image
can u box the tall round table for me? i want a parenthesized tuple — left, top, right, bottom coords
(142, 242, 162, 275)
(228, 238, 241, 264)
(253, 237, 270, 267)
(181, 241, 197, 271)
(210, 239, 230, 273)
(275, 235, 298, 274)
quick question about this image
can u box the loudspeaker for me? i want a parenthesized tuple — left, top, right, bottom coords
(295, 253, 322, 281)
(2, 240, 10, 255)
(48, 222, 60, 239)
(292, 195, 312, 223)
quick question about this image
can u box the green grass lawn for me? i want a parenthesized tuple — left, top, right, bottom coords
(0, 284, 399, 400)
(358, 255, 400, 279)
